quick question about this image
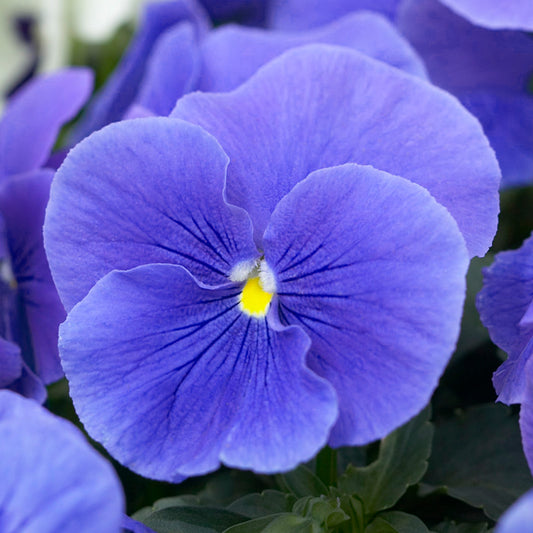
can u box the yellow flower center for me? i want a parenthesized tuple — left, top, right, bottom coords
(239, 276, 273, 317)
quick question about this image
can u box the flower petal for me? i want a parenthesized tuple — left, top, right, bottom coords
(70, 0, 209, 142)
(397, 0, 533, 188)
(136, 22, 201, 116)
(45, 117, 258, 312)
(0, 170, 65, 383)
(60, 263, 338, 479)
(439, 0, 533, 30)
(268, 0, 400, 30)
(0, 390, 123, 533)
(263, 164, 468, 445)
(0, 338, 22, 388)
(495, 489, 533, 533)
(0, 68, 92, 178)
(172, 44, 500, 257)
(199, 11, 426, 95)
(477, 233, 533, 404)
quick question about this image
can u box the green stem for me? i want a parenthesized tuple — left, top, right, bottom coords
(316, 446, 338, 488)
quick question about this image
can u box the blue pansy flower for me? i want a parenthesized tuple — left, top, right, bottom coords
(0, 69, 92, 399)
(397, 0, 533, 188)
(477, 233, 533, 404)
(45, 45, 498, 480)
(0, 389, 124, 533)
(74, 0, 424, 135)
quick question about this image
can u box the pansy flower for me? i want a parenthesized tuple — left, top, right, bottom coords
(397, 0, 533, 188)
(45, 45, 499, 480)
(74, 0, 424, 136)
(0, 389, 124, 533)
(0, 68, 92, 399)
(477, 233, 533, 404)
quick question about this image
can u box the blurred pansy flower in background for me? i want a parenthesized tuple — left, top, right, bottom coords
(0, 389, 124, 533)
(495, 357, 533, 532)
(71, 0, 424, 141)
(477, 233, 533, 404)
(268, 0, 533, 188)
(0, 68, 92, 400)
(45, 45, 499, 480)
(397, 0, 533, 188)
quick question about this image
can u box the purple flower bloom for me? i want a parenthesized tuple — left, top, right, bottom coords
(0, 69, 92, 398)
(477, 233, 533, 404)
(45, 45, 498, 479)
(0, 389, 124, 533)
(397, 0, 533, 188)
(76, 0, 424, 134)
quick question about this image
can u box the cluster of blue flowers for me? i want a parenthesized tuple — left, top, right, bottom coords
(1, 0, 532, 531)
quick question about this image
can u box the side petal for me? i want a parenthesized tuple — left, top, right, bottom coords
(439, 0, 533, 30)
(477, 233, 533, 404)
(199, 11, 426, 95)
(457, 90, 533, 189)
(263, 164, 469, 445)
(0, 170, 65, 383)
(136, 22, 201, 116)
(45, 117, 258, 312)
(267, 0, 400, 30)
(60, 264, 338, 480)
(0, 68, 92, 177)
(172, 44, 500, 257)
(70, 0, 209, 142)
(0, 390, 124, 533)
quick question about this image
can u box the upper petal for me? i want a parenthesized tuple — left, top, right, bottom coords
(439, 0, 533, 30)
(0, 390, 123, 533)
(172, 44, 500, 257)
(45, 117, 258, 312)
(0, 68, 92, 178)
(263, 164, 468, 445)
(199, 11, 426, 95)
(136, 21, 201, 116)
(60, 263, 338, 479)
(268, 0, 401, 30)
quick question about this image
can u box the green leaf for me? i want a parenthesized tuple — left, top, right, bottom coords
(140, 506, 248, 533)
(277, 465, 329, 498)
(292, 495, 349, 529)
(364, 511, 431, 533)
(227, 490, 296, 518)
(432, 522, 489, 533)
(338, 406, 433, 514)
(223, 514, 292, 533)
(422, 403, 533, 520)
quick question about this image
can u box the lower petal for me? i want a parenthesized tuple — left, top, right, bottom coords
(60, 263, 337, 480)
